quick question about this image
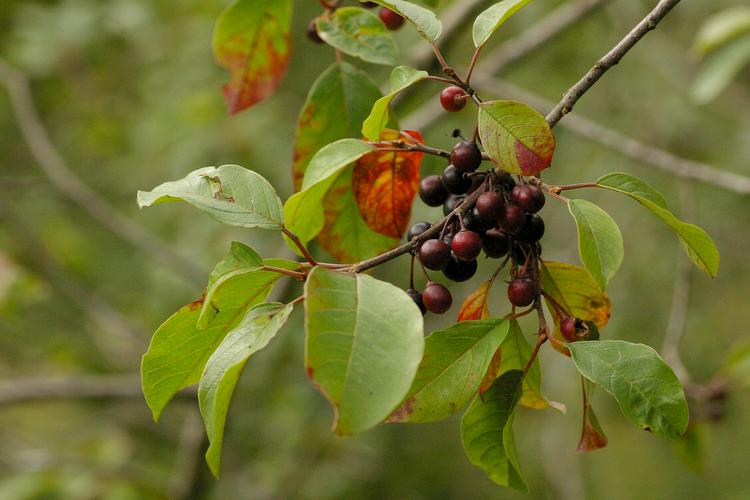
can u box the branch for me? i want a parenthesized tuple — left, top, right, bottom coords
(168, 408, 208, 500)
(545, 0, 682, 126)
(0, 58, 205, 287)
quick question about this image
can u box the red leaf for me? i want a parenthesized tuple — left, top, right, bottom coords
(352, 130, 423, 238)
(457, 280, 493, 322)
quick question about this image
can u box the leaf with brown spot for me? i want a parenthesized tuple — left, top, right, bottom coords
(578, 378, 608, 451)
(458, 280, 493, 321)
(352, 129, 424, 238)
(213, 0, 293, 115)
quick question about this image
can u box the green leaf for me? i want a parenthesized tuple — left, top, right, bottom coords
(693, 7, 750, 55)
(499, 320, 551, 411)
(316, 7, 399, 66)
(137, 165, 284, 229)
(207, 241, 263, 289)
(596, 173, 719, 277)
(568, 199, 624, 290)
(305, 267, 424, 435)
(388, 319, 510, 423)
(691, 36, 750, 104)
(461, 370, 527, 492)
(213, 0, 292, 114)
(473, 0, 535, 48)
(478, 100, 555, 175)
(284, 139, 375, 247)
(199, 302, 293, 477)
(362, 66, 428, 141)
(292, 62, 381, 190)
(568, 340, 689, 438)
(359, 0, 442, 41)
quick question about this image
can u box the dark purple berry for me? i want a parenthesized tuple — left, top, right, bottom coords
(450, 141, 482, 173)
(496, 171, 516, 192)
(407, 221, 432, 241)
(422, 283, 452, 314)
(482, 229, 510, 258)
(419, 174, 449, 207)
(407, 288, 427, 315)
(441, 165, 471, 194)
(516, 213, 545, 243)
(418, 239, 451, 270)
(475, 191, 504, 220)
(467, 173, 487, 194)
(507, 277, 537, 307)
(499, 204, 526, 234)
(463, 208, 494, 232)
(451, 230, 482, 261)
(443, 256, 477, 282)
(443, 194, 464, 216)
(511, 184, 545, 213)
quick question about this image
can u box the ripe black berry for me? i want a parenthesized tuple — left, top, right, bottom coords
(307, 20, 323, 43)
(407, 221, 432, 241)
(443, 194, 465, 216)
(441, 165, 471, 194)
(463, 208, 494, 232)
(422, 283, 453, 314)
(450, 141, 482, 173)
(499, 204, 526, 234)
(507, 277, 537, 307)
(516, 213, 545, 243)
(443, 256, 477, 282)
(475, 191, 504, 221)
(418, 239, 451, 270)
(452, 230, 482, 261)
(511, 184, 545, 213)
(560, 317, 589, 342)
(482, 229, 510, 258)
(419, 174, 449, 207)
(440, 86, 468, 112)
(496, 171, 516, 191)
(467, 173, 487, 194)
(407, 288, 427, 315)
(379, 8, 404, 30)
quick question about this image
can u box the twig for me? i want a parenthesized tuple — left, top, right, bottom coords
(0, 58, 205, 287)
(168, 408, 208, 500)
(545, 0, 683, 127)
(262, 265, 306, 281)
(281, 226, 318, 266)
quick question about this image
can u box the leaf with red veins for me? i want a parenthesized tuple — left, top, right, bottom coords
(213, 0, 293, 115)
(458, 280, 493, 322)
(352, 129, 424, 238)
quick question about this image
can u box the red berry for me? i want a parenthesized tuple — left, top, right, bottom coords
(499, 204, 525, 234)
(422, 283, 453, 314)
(407, 288, 427, 315)
(440, 86, 468, 112)
(450, 141, 482, 173)
(451, 230, 482, 261)
(482, 229, 510, 258)
(419, 174, 449, 207)
(379, 8, 404, 30)
(418, 239, 451, 270)
(560, 317, 589, 342)
(507, 277, 537, 307)
(475, 191, 504, 220)
(511, 184, 545, 213)
(307, 20, 323, 43)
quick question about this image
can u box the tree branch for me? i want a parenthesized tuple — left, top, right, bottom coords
(0, 58, 205, 287)
(545, 0, 682, 126)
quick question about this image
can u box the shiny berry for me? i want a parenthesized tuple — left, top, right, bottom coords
(561, 317, 589, 342)
(407, 221, 432, 241)
(507, 277, 537, 307)
(422, 283, 453, 314)
(516, 213, 545, 242)
(450, 141, 482, 173)
(443, 194, 464, 216)
(496, 171, 516, 192)
(440, 86, 468, 112)
(467, 173, 487, 194)
(499, 204, 526, 234)
(407, 288, 427, 315)
(441, 165, 470, 194)
(475, 191, 504, 220)
(482, 229, 510, 258)
(419, 174, 449, 207)
(463, 208, 493, 232)
(307, 20, 323, 43)
(418, 239, 451, 270)
(379, 8, 404, 30)
(511, 184, 545, 213)
(451, 230, 482, 261)
(443, 256, 477, 282)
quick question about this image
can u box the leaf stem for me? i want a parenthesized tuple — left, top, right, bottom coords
(281, 226, 318, 267)
(465, 45, 483, 86)
(261, 265, 307, 281)
(290, 295, 305, 306)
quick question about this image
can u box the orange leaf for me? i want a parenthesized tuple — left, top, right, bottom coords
(352, 129, 423, 238)
(458, 280, 493, 322)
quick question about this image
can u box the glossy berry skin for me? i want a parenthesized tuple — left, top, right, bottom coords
(499, 204, 526, 234)
(450, 141, 482, 173)
(443, 256, 477, 282)
(379, 8, 404, 30)
(507, 277, 537, 307)
(407, 288, 427, 315)
(422, 283, 453, 314)
(475, 191, 504, 221)
(452, 230, 482, 261)
(482, 229, 510, 258)
(511, 184, 545, 213)
(496, 171, 516, 191)
(443, 194, 465, 216)
(516, 213, 545, 242)
(440, 86, 468, 112)
(441, 165, 470, 194)
(463, 208, 494, 232)
(467, 172, 487, 194)
(407, 221, 432, 241)
(419, 174, 449, 207)
(418, 239, 451, 270)
(307, 20, 323, 43)
(561, 317, 589, 342)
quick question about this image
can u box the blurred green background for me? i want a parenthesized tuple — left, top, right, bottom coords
(1, 0, 749, 498)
